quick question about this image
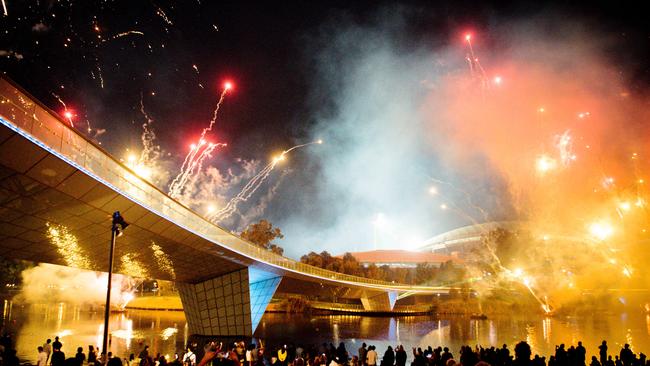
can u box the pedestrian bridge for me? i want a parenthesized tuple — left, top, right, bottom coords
(0, 77, 451, 337)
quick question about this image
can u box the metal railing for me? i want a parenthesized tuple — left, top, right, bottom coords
(0, 77, 450, 293)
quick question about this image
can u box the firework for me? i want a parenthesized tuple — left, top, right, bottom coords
(208, 140, 322, 223)
(168, 83, 232, 198)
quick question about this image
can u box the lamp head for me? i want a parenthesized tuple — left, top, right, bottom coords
(112, 211, 129, 236)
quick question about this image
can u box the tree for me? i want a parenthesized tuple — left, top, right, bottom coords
(0, 256, 33, 290)
(240, 219, 285, 255)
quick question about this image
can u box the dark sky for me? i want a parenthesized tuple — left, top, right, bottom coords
(2, 1, 647, 155)
(1, 0, 649, 256)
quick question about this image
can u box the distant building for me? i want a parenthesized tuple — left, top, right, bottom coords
(418, 221, 518, 257)
(339, 250, 463, 268)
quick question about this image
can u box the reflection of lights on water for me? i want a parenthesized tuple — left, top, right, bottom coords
(332, 323, 339, 346)
(542, 317, 552, 342)
(58, 329, 73, 337)
(2, 299, 11, 321)
(489, 321, 497, 345)
(160, 327, 178, 340)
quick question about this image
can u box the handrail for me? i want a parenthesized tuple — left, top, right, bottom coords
(0, 77, 449, 292)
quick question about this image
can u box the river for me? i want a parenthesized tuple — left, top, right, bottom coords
(3, 301, 650, 364)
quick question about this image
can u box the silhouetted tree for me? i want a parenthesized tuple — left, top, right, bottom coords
(240, 219, 285, 255)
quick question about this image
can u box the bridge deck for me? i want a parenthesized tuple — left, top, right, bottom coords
(0, 77, 448, 294)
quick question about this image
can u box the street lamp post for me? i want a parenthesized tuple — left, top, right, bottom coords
(102, 211, 128, 358)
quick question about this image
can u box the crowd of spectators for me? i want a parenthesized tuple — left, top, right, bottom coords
(1, 331, 650, 366)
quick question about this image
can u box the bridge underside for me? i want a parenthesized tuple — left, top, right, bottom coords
(0, 78, 447, 339)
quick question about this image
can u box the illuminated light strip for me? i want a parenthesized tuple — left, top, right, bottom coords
(0, 115, 447, 294)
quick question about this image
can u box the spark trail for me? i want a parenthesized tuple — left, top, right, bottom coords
(100, 30, 144, 44)
(168, 84, 231, 198)
(208, 140, 322, 223)
(138, 93, 161, 166)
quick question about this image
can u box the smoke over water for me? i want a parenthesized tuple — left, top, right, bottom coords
(17, 263, 139, 309)
(272, 9, 650, 310)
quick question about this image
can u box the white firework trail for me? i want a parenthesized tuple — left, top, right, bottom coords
(1, 0, 7, 16)
(155, 6, 173, 26)
(208, 140, 322, 223)
(51, 92, 68, 110)
(200, 86, 230, 140)
(171, 142, 226, 198)
(100, 30, 144, 44)
(555, 130, 576, 166)
(168, 86, 231, 198)
(138, 93, 161, 166)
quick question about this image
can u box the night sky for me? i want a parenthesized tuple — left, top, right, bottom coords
(1, 1, 649, 257)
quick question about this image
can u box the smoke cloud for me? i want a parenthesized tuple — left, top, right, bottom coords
(265, 7, 650, 310)
(17, 263, 139, 308)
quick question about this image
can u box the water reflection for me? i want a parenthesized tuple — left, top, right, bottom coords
(255, 312, 650, 358)
(4, 302, 650, 364)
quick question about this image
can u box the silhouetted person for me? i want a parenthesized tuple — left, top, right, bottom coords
(3, 348, 19, 366)
(441, 347, 453, 366)
(395, 346, 407, 366)
(556, 345, 567, 366)
(51, 347, 66, 366)
(382, 346, 394, 366)
(75, 347, 86, 365)
(337, 343, 348, 364)
(576, 342, 587, 366)
(600, 342, 609, 366)
(621, 345, 634, 366)
(108, 357, 123, 366)
(514, 341, 532, 366)
(359, 344, 368, 366)
(52, 336, 63, 351)
(88, 346, 97, 365)
(591, 356, 602, 366)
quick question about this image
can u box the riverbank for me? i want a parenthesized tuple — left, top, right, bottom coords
(122, 294, 543, 316)
(124, 295, 183, 311)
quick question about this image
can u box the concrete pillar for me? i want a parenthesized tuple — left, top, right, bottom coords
(360, 290, 398, 312)
(178, 267, 282, 337)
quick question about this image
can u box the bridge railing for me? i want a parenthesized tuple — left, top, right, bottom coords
(0, 78, 445, 292)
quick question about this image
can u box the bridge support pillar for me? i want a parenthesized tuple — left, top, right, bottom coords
(360, 291, 398, 312)
(178, 267, 282, 337)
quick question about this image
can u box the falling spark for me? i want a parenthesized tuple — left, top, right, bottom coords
(138, 93, 161, 167)
(100, 30, 144, 44)
(555, 130, 575, 166)
(208, 140, 322, 222)
(155, 6, 173, 25)
(169, 83, 232, 197)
